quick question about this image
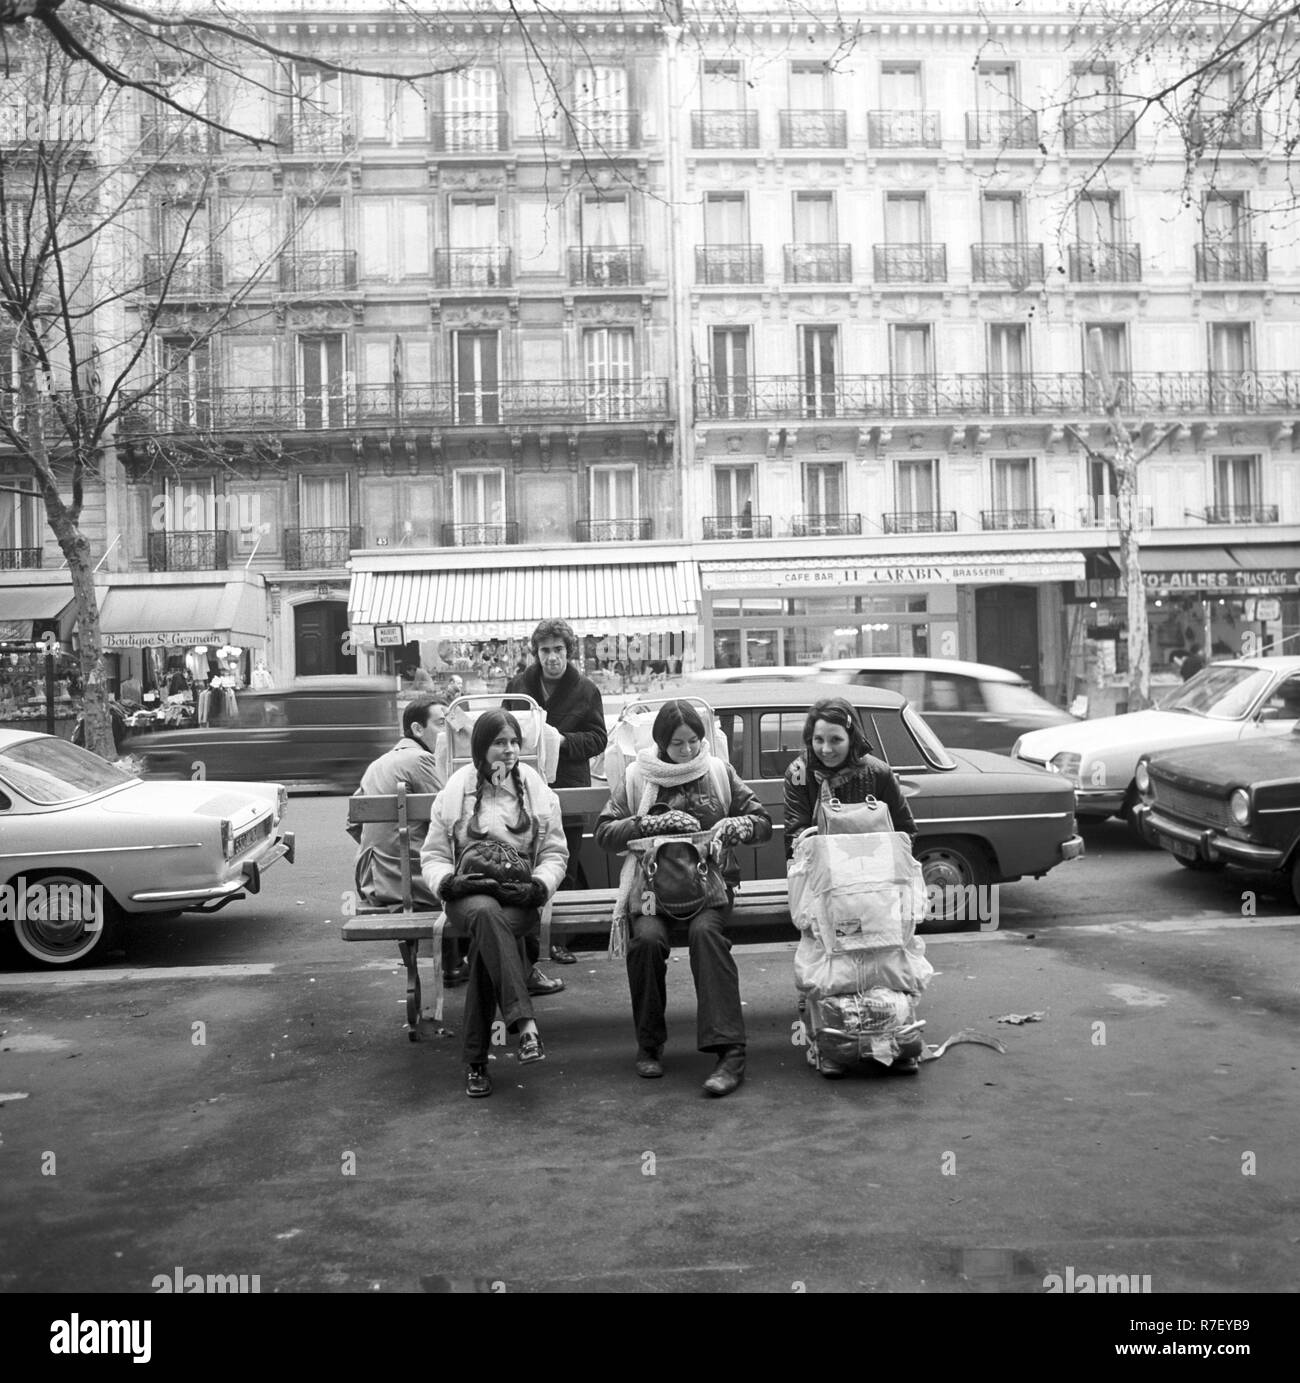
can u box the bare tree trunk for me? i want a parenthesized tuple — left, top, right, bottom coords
(1114, 434, 1151, 713)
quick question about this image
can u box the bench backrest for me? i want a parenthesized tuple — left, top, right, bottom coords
(348, 783, 435, 909)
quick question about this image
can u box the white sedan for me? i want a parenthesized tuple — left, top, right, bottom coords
(0, 729, 295, 966)
(1012, 656, 1300, 834)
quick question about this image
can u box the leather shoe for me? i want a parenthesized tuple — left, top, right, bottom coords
(465, 1064, 492, 1098)
(549, 944, 577, 965)
(518, 1031, 546, 1064)
(818, 1055, 847, 1080)
(444, 960, 470, 988)
(526, 965, 565, 997)
(635, 1048, 664, 1079)
(702, 1045, 745, 1097)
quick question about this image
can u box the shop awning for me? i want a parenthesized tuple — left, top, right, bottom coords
(97, 582, 266, 648)
(1098, 545, 1300, 588)
(349, 561, 700, 639)
(0, 584, 75, 622)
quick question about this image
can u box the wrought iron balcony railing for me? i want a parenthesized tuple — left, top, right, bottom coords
(0, 547, 43, 570)
(971, 243, 1045, 285)
(576, 518, 653, 542)
(1067, 242, 1143, 282)
(278, 250, 358, 293)
(119, 378, 672, 435)
(1078, 500, 1154, 528)
(982, 508, 1055, 531)
(703, 514, 773, 540)
(1203, 504, 1279, 525)
(140, 113, 218, 157)
(779, 109, 847, 148)
(1063, 105, 1137, 150)
(283, 526, 363, 570)
(148, 529, 229, 572)
(696, 244, 764, 285)
(784, 243, 851, 284)
(882, 511, 957, 535)
(1189, 110, 1263, 150)
(432, 112, 509, 152)
(693, 371, 1300, 421)
(1, 390, 101, 434)
(567, 109, 640, 151)
(1195, 243, 1268, 282)
(568, 246, 645, 287)
(867, 110, 940, 148)
(965, 110, 1039, 149)
(691, 110, 760, 149)
(441, 522, 519, 547)
(274, 113, 357, 156)
(142, 252, 224, 296)
(791, 513, 862, 537)
(874, 243, 947, 283)
(434, 247, 512, 289)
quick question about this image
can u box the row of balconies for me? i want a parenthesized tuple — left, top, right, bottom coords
(695, 241, 1268, 286)
(119, 378, 671, 435)
(695, 371, 1300, 421)
(129, 502, 1279, 573)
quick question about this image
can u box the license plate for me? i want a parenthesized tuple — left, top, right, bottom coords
(1158, 832, 1197, 861)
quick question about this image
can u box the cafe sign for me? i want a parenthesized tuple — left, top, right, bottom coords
(702, 556, 1086, 589)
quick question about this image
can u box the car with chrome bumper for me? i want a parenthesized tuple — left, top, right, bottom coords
(1011, 656, 1300, 835)
(1132, 724, 1300, 907)
(565, 680, 1084, 925)
(0, 729, 294, 966)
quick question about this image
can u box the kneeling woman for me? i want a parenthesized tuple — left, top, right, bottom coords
(421, 709, 568, 1098)
(595, 700, 772, 1096)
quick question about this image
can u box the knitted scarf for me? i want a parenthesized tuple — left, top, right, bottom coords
(608, 745, 730, 957)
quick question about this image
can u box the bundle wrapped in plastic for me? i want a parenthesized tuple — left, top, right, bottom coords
(793, 931, 933, 997)
(787, 830, 925, 953)
(805, 987, 922, 1068)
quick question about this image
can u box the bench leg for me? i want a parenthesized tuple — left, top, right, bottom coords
(539, 898, 553, 961)
(399, 938, 423, 1041)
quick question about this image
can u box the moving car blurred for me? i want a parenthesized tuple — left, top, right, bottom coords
(120, 676, 400, 793)
(1132, 722, 1300, 906)
(563, 680, 1083, 924)
(0, 729, 294, 966)
(813, 656, 1076, 754)
(1013, 657, 1300, 834)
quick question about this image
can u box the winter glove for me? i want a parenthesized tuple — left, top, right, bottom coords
(438, 873, 495, 902)
(712, 816, 757, 848)
(488, 878, 549, 908)
(637, 809, 700, 836)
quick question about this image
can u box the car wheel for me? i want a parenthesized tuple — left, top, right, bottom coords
(9, 871, 123, 967)
(915, 837, 990, 932)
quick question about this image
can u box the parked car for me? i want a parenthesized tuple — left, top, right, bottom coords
(812, 656, 1077, 755)
(563, 680, 1084, 924)
(121, 676, 401, 793)
(1131, 723, 1300, 907)
(0, 729, 294, 966)
(685, 666, 817, 684)
(1012, 656, 1300, 834)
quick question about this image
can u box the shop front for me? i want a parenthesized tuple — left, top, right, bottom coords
(0, 577, 83, 738)
(1068, 545, 1300, 714)
(347, 545, 701, 697)
(94, 573, 269, 732)
(699, 551, 1084, 697)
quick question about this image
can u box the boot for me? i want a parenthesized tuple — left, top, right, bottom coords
(703, 1045, 745, 1097)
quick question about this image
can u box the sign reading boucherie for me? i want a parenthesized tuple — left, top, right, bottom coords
(701, 557, 1086, 589)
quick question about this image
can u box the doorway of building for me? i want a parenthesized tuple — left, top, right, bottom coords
(294, 600, 355, 677)
(975, 586, 1040, 688)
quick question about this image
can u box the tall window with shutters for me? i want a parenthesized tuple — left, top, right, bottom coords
(453, 331, 499, 425)
(583, 327, 634, 421)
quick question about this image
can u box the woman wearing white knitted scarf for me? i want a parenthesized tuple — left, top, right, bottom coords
(594, 700, 771, 1097)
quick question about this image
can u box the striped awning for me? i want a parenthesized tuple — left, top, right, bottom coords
(349, 561, 700, 639)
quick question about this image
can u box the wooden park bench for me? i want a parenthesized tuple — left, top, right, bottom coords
(342, 783, 794, 1041)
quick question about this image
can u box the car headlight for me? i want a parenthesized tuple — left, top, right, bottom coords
(1229, 788, 1251, 826)
(1134, 761, 1151, 795)
(276, 785, 289, 823)
(1049, 751, 1082, 785)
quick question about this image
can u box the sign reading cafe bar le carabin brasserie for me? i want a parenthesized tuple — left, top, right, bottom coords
(702, 556, 1087, 589)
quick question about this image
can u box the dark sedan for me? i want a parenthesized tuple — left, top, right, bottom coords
(1133, 724, 1300, 908)
(560, 680, 1084, 921)
(120, 677, 400, 793)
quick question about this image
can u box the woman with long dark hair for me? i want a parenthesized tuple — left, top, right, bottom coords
(595, 699, 772, 1097)
(420, 709, 568, 1098)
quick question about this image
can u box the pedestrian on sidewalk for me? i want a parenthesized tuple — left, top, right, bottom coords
(507, 617, 608, 972)
(421, 709, 568, 1098)
(595, 699, 771, 1097)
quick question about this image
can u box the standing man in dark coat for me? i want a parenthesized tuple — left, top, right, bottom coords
(507, 617, 608, 967)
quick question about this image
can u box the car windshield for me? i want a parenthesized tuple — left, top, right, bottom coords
(0, 737, 135, 805)
(982, 681, 1063, 716)
(1160, 666, 1275, 720)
